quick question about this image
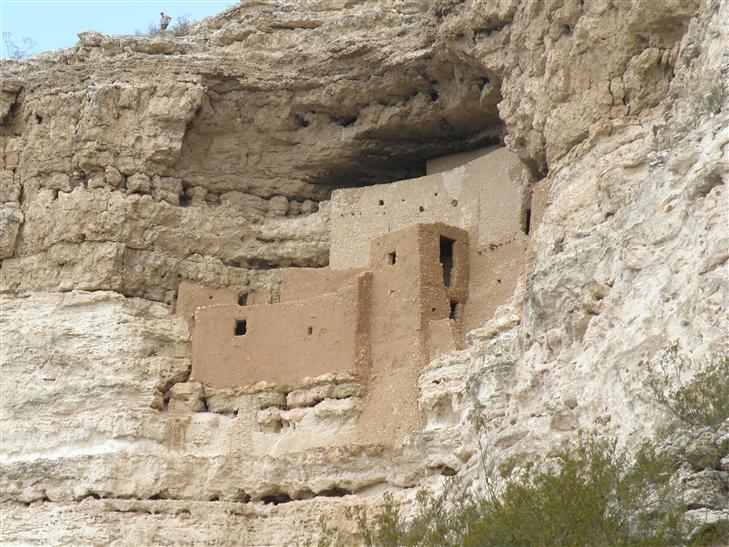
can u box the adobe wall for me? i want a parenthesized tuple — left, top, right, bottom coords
(176, 280, 270, 319)
(357, 223, 469, 441)
(329, 146, 530, 270)
(280, 268, 366, 302)
(330, 147, 531, 335)
(191, 275, 371, 388)
(425, 146, 499, 174)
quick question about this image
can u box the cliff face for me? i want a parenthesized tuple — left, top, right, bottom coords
(1, 0, 727, 544)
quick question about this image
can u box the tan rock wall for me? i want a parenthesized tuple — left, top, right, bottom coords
(1, 0, 726, 544)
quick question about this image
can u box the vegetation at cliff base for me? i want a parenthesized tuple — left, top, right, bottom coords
(332, 440, 688, 547)
(646, 345, 729, 429)
(317, 348, 729, 546)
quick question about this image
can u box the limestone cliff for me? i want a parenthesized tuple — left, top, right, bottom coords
(1, 0, 727, 544)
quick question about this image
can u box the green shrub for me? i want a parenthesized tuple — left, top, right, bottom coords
(647, 344, 729, 429)
(317, 348, 729, 546)
(344, 440, 688, 546)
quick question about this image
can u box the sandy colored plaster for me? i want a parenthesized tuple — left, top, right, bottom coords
(176, 280, 239, 317)
(330, 146, 531, 270)
(191, 280, 369, 388)
(426, 146, 501, 174)
(280, 267, 367, 302)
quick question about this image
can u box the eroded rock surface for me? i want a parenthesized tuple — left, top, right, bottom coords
(1, 0, 727, 544)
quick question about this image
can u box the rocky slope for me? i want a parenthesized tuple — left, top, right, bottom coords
(1, 0, 727, 544)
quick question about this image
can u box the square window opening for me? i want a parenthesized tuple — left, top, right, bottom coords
(238, 293, 248, 306)
(234, 319, 247, 336)
(387, 251, 397, 265)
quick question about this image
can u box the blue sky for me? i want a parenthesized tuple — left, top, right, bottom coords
(0, 0, 234, 59)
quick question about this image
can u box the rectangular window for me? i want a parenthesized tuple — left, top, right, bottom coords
(523, 208, 532, 235)
(450, 300, 459, 321)
(234, 319, 247, 336)
(440, 236, 455, 287)
(238, 294, 248, 306)
(387, 251, 397, 265)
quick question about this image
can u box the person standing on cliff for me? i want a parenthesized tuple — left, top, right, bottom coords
(160, 12, 172, 31)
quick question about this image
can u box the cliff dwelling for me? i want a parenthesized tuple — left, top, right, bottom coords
(176, 146, 544, 441)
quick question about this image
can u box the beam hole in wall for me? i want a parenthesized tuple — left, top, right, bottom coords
(387, 251, 397, 265)
(451, 199, 458, 207)
(439, 236, 455, 287)
(378, 199, 385, 206)
(238, 293, 248, 306)
(419, 206, 425, 212)
(235, 319, 247, 336)
(523, 208, 532, 235)
(450, 300, 460, 320)
(307, 326, 313, 335)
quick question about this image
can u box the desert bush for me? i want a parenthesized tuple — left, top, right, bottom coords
(135, 23, 160, 37)
(134, 14, 195, 37)
(342, 440, 692, 546)
(647, 344, 729, 429)
(171, 14, 194, 36)
(315, 349, 729, 546)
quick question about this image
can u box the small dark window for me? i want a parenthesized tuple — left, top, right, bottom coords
(378, 199, 385, 206)
(523, 208, 532, 235)
(307, 326, 313, 335)
(451, 199, 458, 207)
(238, 294, 248, 306)
(234, 319, 247, 336)
(440, 236, 455, 287)
(419, 206, 425, 212)
(450, 301, 459, 320)
(387, 251, 396, 265)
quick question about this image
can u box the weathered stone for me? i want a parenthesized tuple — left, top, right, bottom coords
(287, 382, 361, 409)
(0, 171, 20, 203)
(104, 166, 124, 188)
(168, 382, 205, 412)
(220, 191, 267, 216)
(185, 186, 207, 206)
(0, 203, 23, 258)
(268, 195, 289, 217)
(126, 173, 151, 194)
(0, 0, 727, 543)
(301, 200, 318, 215)
(152, 176, 183, 205)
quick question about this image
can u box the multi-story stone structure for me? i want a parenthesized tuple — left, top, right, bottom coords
(177, 146, 542, 440)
